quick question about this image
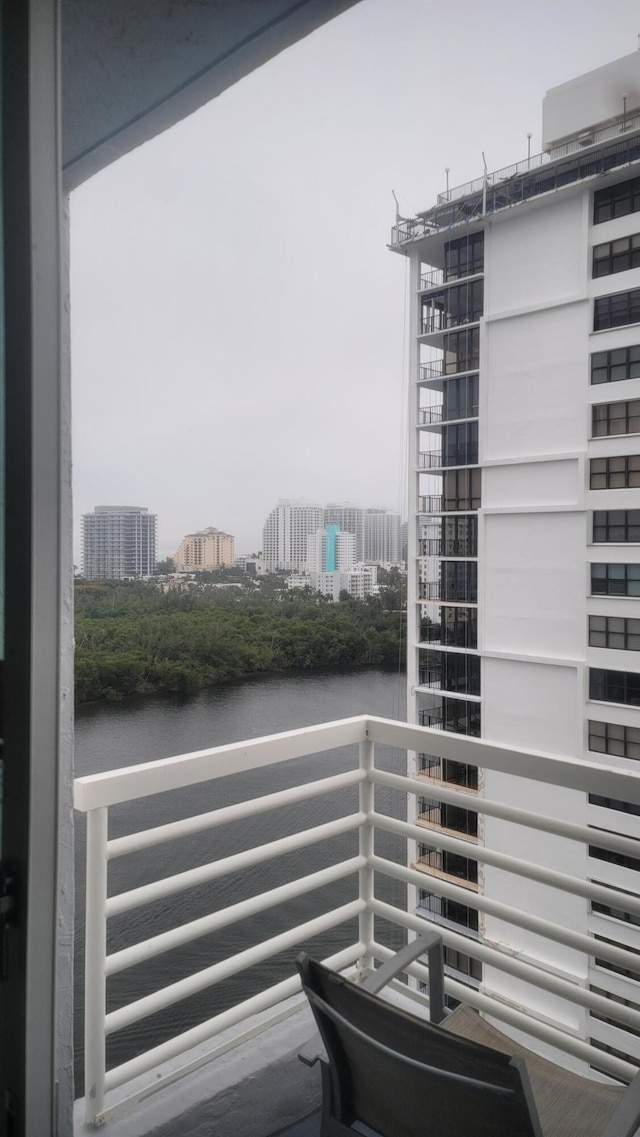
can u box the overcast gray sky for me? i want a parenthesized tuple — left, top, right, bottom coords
(70, 0, 640, 560)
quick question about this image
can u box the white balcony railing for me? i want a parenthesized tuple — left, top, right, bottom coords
(74, 715, 640, 1128)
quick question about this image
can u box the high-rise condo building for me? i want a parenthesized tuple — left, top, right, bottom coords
(324, 503, 365, 561)
(364, 507, 401, 563)
(392, 50, 640, 1073)
(307, 524, 356, 573)
(81, 506, 157, 580)
(262, 499, 324, 571)
(174, 527, 234, 571)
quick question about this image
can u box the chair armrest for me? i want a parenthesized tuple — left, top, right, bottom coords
(600, 1069, 640, 1137)
(359, 931, 445, 1023)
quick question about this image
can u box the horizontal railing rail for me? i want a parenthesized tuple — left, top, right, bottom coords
(74, 714, 640, 1127)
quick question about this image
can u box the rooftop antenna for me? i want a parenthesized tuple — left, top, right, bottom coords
(391, 189, 401, 227)
(445, 167, 450, 200)
(482, 152, 488, 216)
(527, 133, 532, 167)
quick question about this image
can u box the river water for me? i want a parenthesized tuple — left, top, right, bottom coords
(74, 669, 407, 1086)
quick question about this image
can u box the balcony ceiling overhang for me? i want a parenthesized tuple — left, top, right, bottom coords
(61, 0, 360, 190)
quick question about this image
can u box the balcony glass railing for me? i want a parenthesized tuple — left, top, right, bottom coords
(74, 715, 640, 1127)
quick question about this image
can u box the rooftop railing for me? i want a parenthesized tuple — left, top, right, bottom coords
(390, 121, 640, 245)
(74, 715, 640, 1129)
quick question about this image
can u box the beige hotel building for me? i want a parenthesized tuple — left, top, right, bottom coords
(174, 527, 235, 571)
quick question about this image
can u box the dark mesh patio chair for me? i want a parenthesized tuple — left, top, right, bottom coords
(296, 947, 640, 1137)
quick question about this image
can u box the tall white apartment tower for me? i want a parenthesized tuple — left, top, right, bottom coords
(262, 499, 324, 572)
(82, 506, 157, 579)
(364, 508, 401, 562)
(324, 503, 365, 561)
(392, 51, 640, 1074)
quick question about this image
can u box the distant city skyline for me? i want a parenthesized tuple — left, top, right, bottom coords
(70, 1, 640, 562)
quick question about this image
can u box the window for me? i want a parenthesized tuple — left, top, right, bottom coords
(594, 290, 640, 331)
(443, 759, 478, 789)
(591, 563, 640, 596)
(444, 232, 484, 281)
(441, 561, 477, 603)
(442, 516, 477, 557)
(442, 468, 481, 511)
(589, 719, 640, 760)
(592, 345, 640, 385)
(592, 399, 640, 436)
(442, 421, 478, 466)
(442, 327, 479, 375)
(418, 890, 479, 932)
(590, 986, 640, 1039)
(589, 615, 640, 651)
(443, 373, 479, 420)
(419, 650, 480, 695)
(590, 668, 640, 706)
(590, 455, 640, 489)
(591, 882, 640, 925)
(594, 176, 640, 224)
(593, 234, 640, 277)
(592, 511, 640, 542)
(442, 697, 481, 737)
(589, 794, 640, 816)
(589, 831, 640, 872)
(421, 281, 484, 334)
(444, 947, 482, 982)
(594, 935, 640, 980)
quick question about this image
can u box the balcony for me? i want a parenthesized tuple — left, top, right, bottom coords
(418, 405, 443, 425)
(73, 715, 640, 1134)
(418, 494, 443, 514)
(418, 449, 443, 469)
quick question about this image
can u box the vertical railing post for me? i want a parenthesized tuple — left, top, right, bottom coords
(84, 806, 108, 1126)
(358, 734, 375, 973)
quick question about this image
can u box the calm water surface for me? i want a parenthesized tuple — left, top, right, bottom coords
(74, 670, 407, 1086)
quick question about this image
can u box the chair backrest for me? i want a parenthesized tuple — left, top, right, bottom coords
(297, 954, 543, 1137)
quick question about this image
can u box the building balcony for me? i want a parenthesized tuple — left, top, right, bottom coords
(419, 361, 480, 383)
(73, 715, 640, 1134)
(418, 494, 444, 514)
(420, 313, 481, 337)
(418, 582, 478, 604)
(418, 405, 443, 425)
(418, 449, 443, 469)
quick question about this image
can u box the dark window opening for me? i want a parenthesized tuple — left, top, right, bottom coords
(591, 345, 640, 385)
(594, 289, 640, 331)
(443, 468, 481, 511)
(442, 328, 480, 375)
(590, 455, 640, 489)
(444, 232, 484, 281)
(589, 615, 640, 651)
(588, 719, 640, 760)
(592, 510, 640, 542)
(593, 233, 640, 277)
(592, 399, 640, 437)
(590, 667, 640, 706)
(592, 563, 640, 596)
(594, 177, 640, 224)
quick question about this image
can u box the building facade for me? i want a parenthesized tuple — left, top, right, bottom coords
(364, 507, 401, 563)
(307, 524, 356, 573)
(81, 506, 157, 579)
(262, 499, 324, 571)
(393, 50, 640, 1074)
(324, 502, 365, 561)
(174, 527, 234, 571)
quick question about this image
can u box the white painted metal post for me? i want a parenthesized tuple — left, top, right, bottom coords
(358, 736, 375, 972)
(84, 806, 108, 1126)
